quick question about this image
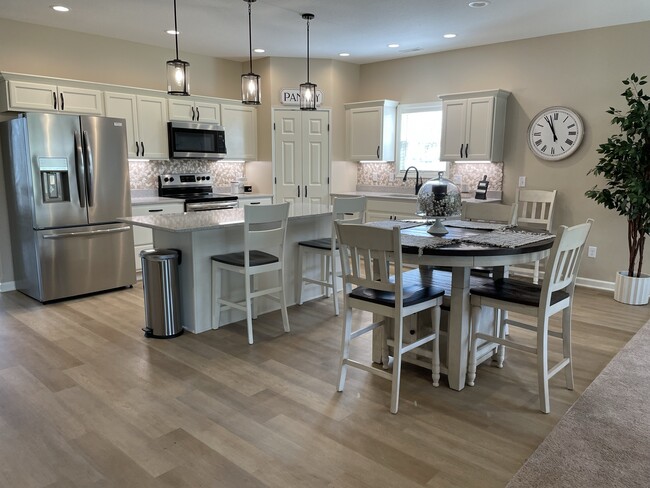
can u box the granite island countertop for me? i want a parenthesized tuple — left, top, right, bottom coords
(118, 203, 331, 233)
(332, 190, 502, 203)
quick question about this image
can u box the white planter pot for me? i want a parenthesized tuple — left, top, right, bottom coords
(614, 271, 650, 305)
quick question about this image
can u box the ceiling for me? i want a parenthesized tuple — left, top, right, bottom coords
(2, 0, 650, 65)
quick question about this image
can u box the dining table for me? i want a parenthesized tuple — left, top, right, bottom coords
(368, 219, 555, 391)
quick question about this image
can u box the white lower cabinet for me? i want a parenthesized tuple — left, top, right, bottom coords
(365, 197, 418, 222)
(132, 202, 184, 274)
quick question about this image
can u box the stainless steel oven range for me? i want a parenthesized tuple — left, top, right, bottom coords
(158, 173, 238, 212)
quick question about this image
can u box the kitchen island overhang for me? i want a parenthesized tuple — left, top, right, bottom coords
(119, 204, 333, 334)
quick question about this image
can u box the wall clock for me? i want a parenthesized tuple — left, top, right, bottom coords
(527, 106, 584, 161)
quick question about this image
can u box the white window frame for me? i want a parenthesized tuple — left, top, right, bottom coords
(395, 101, 448, 178)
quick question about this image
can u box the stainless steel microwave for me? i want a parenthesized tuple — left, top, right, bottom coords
(167, 121, 227, 159)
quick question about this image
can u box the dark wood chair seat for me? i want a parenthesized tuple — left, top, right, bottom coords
(470, 278, 569, 307)
(211, 250, 278, 267)
(298, 238, 338, 250)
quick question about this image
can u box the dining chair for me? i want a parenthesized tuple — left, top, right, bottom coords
(461, 201, 518, 225)
(334, 222, 445, 414)
(296, 196, 366, 315)
(211, 202, 290, 344)
(467, 218, 593, 413)
(515, 189, 558, 283)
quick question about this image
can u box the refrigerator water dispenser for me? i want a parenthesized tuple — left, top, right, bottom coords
(38, 157, 69, 203)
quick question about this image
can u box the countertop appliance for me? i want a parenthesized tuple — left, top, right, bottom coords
(158, 173, 238, 212)
(0, 112, 136, 302)
(167, 121, 227, 160)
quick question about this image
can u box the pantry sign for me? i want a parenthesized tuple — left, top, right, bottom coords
(280, 89, 323, 106)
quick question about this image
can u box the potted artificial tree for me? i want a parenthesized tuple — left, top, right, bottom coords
(586, 73, 650, 305)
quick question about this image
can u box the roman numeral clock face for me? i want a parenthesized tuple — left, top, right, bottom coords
(527, 106, 584, 161)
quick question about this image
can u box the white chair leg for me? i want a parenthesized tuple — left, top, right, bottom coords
(431, 305, 441, 387)
(533, 259, 540, 284)
(244, 272, 254, 345)
(278, 268, 290, 333)
(297, 245, 305, 305)
(467, 304, 482, 387)
(330, 250, 340, 316)
(390, 317, 405, 414)
(562, 307, 574, 390)
(211, 263, 222, 329)
(320, 254, 327, 297)
(251, 274, 258, 320)
(537, 316, 551, 414)
(337, 306, 353, 392)
(496, 309, 506, 368)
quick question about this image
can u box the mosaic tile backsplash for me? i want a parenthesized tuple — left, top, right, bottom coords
(129, 160, 245, 190)
(356, 162, 503, 193)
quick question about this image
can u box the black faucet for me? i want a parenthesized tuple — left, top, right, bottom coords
(403, 166, 423, 195)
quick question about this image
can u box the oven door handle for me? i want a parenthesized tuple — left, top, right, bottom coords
(185, 201, 238, 212)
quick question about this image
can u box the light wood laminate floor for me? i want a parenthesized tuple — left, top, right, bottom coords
(0, 284, 647, 487)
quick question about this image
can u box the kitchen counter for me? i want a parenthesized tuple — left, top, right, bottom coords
(120, 203, 333, 334)
(118, 203, 330, 233)
(332, 190, 502, 203)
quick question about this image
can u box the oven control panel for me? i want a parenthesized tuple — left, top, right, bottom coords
(159, 173, 212, 188)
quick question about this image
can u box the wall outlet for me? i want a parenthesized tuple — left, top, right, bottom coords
(389, 173, 395, 182)
(518, 176, 526, 187)
(588, 246, 597, 258)
(372, 173, 379, 182)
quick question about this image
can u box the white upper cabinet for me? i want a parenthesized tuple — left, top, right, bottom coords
(105, 92, 169, 159)
(221, 103, 257, 160)
(439, 89, 510, 162)
(345, 100, 398, 161)
(168, 97, 220, 123)
(1, 79, 104, 115)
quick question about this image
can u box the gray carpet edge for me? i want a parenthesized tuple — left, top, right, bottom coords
(506, 316, 650, 488)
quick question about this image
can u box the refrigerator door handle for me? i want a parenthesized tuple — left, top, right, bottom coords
(82, 130, 94, 207)
(42, 226, 132, 240)
(74, 130, 86, 208)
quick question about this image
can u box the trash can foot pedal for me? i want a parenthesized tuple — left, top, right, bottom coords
(142, 327, 184, 339)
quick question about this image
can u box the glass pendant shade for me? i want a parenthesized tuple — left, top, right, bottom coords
(300, 82, 317, 110)
(241, 0, 260, 105)
(167, 59, 190, 96)
(167, 0, 190, 96)
(242, 73, 261, 104)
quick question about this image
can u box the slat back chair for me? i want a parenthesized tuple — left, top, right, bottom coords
(461, 201, 518, 225)
(516, 189, 558, 283)
(335, 222, 445, 414)
(211, 202, 290, 344)
(467, 218, 593, 413)
(297, 196, 366, 315)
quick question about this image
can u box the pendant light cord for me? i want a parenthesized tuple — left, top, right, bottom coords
(173, 0, 180, 60)
(306, 17, 310, 83)
(248, 1, 253, 73)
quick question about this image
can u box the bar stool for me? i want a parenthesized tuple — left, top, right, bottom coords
(296, 196, 366, 315)
(211, 202, 290, 344)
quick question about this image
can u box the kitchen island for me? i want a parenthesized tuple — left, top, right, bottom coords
(119, 204, 333, 334)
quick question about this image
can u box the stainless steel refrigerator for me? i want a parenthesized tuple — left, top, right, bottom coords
(0, 112, 136, 302)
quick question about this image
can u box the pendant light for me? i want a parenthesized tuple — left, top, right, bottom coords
(299, 13, 317, 110)
(241, 0, 261, 104)
(166, 0, 190, 96)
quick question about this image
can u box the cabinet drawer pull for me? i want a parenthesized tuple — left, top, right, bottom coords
(191, 106, 195, 120)
(53, 91, 57, 110)
(196, 107, 200, 120)
(60, 93, 64, 111)
(140, 141, 145, 156)
(459, 144, 463, 159)
(148, 209, 163, 213)
(376, 145, 380, 159)
(136, 141, 140, 157)
(464, 143, 469, 159)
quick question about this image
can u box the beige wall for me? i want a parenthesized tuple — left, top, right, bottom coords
(359, 21, 650, 283)
(0, 16, 648, 287)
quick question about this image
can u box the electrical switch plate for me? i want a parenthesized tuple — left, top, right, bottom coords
(518, 176, 526, 187)
(588, 246, 597, 258)
(389, 173, 395, 182)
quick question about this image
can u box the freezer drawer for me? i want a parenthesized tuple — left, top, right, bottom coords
(35, 223, 136, 302)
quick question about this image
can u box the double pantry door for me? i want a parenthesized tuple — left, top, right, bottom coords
(273, 109, 330, 209)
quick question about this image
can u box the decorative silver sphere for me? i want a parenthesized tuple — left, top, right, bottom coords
(416, 171, 461, 235)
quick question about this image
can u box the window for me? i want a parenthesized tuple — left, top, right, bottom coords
(396, 102, 446, 176)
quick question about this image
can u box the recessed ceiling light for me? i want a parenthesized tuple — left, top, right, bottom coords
(443, 33, 457, 39)
(468, 1, 490, 7)
(339, 52, 350, 57)
(388, 43, 400, 48)
(254, 48, 265, 53)
(166, 29, 179, 35)
(51, 5, 69, 12)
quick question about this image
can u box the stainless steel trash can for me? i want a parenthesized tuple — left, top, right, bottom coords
(140, 249, 184, 338)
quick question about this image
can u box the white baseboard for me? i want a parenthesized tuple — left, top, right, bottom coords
(509, 266, 615, 292)
(0, 281, 16, 293)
